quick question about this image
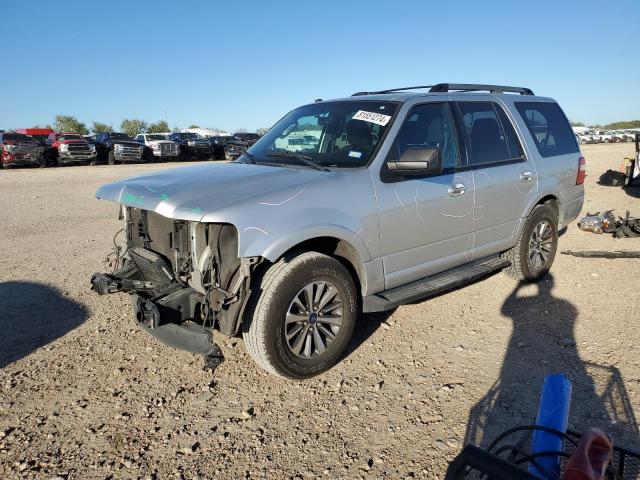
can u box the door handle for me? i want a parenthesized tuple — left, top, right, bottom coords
(520, 171, 533, 183)
(448, 183, 466, 197)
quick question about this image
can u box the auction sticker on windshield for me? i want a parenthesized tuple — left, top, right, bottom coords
(352, 110, 391, 126)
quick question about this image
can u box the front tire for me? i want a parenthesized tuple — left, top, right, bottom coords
(108, 150, 115, 165)
(243, 252, 358, 379)
(502, 204, 558, 282)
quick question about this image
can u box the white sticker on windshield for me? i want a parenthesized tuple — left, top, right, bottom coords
(348, 151, 362, 158)
(352, 110, 392, 126)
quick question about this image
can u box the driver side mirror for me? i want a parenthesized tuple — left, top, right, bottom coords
(387, 147, 443, 176)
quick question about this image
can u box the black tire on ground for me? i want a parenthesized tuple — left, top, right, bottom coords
(38, 155, 47, 168)
(502, 204, 558, 282)
(108, 150, 115, 165)
(242, 251, 358, 379)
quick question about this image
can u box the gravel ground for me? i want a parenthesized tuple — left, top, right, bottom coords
(1, 144, 639, 479)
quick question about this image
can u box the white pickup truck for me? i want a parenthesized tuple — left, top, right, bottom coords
(134, 134, 180, 161)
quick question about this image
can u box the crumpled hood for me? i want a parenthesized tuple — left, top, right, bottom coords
(96, 162, 334, 221)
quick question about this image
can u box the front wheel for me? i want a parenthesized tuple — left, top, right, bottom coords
(502, 204, 558, 282)
(243, 252, 358, 379)
(108, 150, 115, 165)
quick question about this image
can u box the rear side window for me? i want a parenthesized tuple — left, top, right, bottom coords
(515, 102, 579, 157)
(457, 102, 523, 165)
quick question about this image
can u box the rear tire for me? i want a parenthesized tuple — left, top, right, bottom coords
(502, 204, 558, 282)
(242, 252, 358, 379)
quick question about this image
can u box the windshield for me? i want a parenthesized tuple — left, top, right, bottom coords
(147, 134, 165, 141)
(3, 133, 34, 142)
(245, 101, 398, 168)
(178, 133, 199, 139)
(111, 133, 133, 141)
(57, 134, 83, 141)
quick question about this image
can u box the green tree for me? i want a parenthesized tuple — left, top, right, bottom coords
(570, 120, 585, 127)
(147, 120, 170, 133)
(53, 115, 89, 135)
(92, 121, 113, 133)
(120, 119, 147, 137)
(255, 127, 269, 136)
(188, 124, 200, 129)
(604, 120, 640, 129)
(234, 128, 248, 134)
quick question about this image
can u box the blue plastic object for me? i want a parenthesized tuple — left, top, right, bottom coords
(529, 374, 572, 479)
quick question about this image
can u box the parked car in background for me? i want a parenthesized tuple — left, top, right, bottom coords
(223, 136, 250, 160)
(613, 130, 635, 142)
(91, 83, 584, 379)
(134, 133, 180, 161)
(0, 132, 46, 168)
(233, 132, 261, 145)
(93, 132, 144, 164)
(578, 131, 596, 144)
(16, 128, 54, 145)
(168, 132, 211, 160)
(203, 136, 227, 160)
(46, 132, 97, 165)
(592, 130, 616, 143)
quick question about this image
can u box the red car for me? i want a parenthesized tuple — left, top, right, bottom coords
(46, 132, 97, 166)
(0, 132, 46, 168)
(15, 127, 53, 144)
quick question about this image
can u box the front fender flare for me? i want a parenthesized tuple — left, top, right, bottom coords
(238, 223, 373, 264)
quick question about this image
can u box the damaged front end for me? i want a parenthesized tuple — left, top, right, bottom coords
(91, 207, 260, 364)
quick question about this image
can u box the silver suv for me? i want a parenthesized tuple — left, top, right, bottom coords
(91, 83, 585, 379)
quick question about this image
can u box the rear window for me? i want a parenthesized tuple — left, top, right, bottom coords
(515, 102, 579, 157)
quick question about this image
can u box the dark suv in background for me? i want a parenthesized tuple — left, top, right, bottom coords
(93, 132, 144, 164)
(168, 132, 211, 160)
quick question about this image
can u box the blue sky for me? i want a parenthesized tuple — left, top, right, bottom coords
(1, 0, 638, 132)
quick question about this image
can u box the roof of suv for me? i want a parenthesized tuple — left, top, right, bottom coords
(319, 83, 554, 104)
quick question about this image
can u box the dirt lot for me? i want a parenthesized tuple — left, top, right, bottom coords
(1, 144, 639, 479)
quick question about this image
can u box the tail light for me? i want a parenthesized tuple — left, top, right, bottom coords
(576, 156, 586, 185)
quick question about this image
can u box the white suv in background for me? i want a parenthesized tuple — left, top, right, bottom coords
(135, 134, 180, 161)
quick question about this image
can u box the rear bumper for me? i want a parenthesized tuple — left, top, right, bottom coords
(560, 189, 584, 228)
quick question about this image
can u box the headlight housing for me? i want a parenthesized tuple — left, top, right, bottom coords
(88, 144, 96, 152)
(60, 143, 69, 151)
(114, 144, 123, 151)
(188, 140, 195, 146)
(5, 144, 14, 152)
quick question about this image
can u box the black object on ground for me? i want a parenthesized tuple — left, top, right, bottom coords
(203, 344, 224, 372)
(562, 250, 640, 259)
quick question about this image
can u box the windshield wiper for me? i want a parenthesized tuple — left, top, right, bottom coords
(264, 152, 330, 172)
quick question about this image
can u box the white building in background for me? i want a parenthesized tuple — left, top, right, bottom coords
(182, 127, 232, 138)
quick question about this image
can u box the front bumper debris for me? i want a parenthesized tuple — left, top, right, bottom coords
(90, 246, 223, 365)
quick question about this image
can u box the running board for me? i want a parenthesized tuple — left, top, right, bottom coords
(362, 255, 510, 313)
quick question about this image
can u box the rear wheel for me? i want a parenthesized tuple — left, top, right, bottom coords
(503, 204, 558, 282)
(243, 252, 358, 379)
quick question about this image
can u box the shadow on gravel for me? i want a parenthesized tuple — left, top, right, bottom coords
(464, 273, 639, 449)
(622, 184, 640, 199)
(0, 281, 87, 368)
(343, 309, 397, 359)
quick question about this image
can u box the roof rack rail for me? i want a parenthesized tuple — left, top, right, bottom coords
(352, 85, 433, 96)
(428, 83, 534, 95)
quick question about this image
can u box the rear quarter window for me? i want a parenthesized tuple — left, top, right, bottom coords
(515, 102, 579, 157)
